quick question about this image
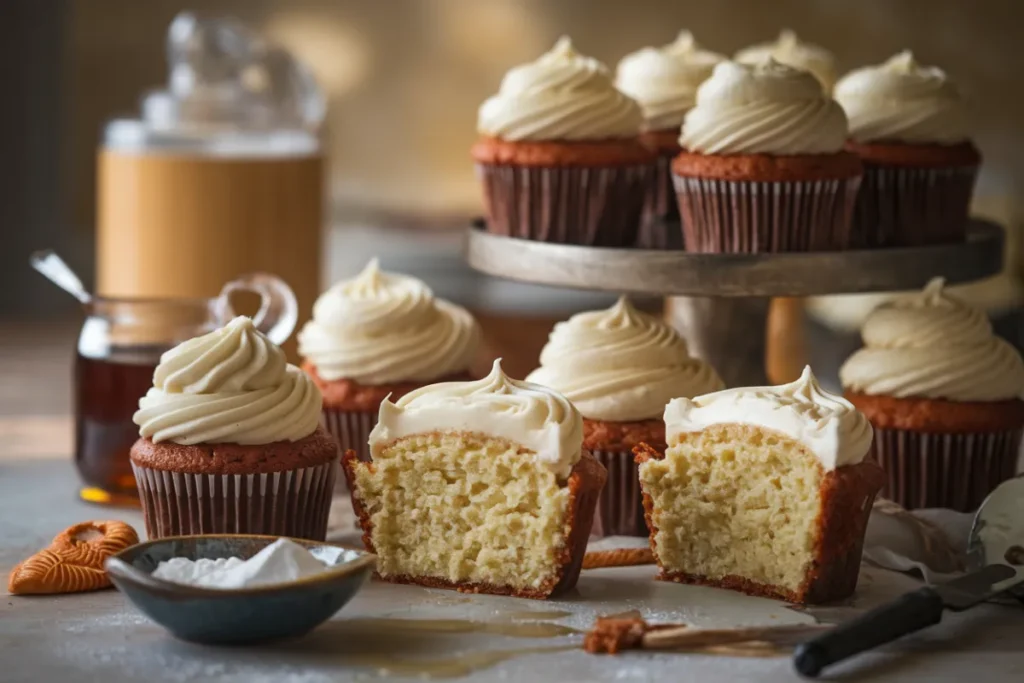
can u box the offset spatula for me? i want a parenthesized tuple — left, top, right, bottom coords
(794, 476, 1024, 678)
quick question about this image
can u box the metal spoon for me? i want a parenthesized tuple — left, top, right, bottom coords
(30, 250, 92, 305)
(794, 476, 1024, 678)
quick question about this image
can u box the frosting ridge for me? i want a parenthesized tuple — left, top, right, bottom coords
(134, 316, 322, 445)
(615, 31, 725, 132)
(840, 278, 1024, 401)
(665, 366, 872, 470)
(834, 51, 968, 144)
(735, 29, 837, 91)
(526, 296, 724, 421)
(680, 58, 849, 155)
(370, 359, 583, 479)
(478, 36, 644, 141)
(298, 259, 479, 384)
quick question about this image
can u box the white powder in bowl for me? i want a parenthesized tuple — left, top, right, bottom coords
(151, 538, 330, 589)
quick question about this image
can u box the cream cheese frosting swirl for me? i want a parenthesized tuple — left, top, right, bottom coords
(525, 296, 724, 421)
(615, 31, 725, 132)
(840, 279, 1024, 401)
(134, 316, 322, 445)
(735, 29, 837, 91)
(478, 36, 643, 141)
(834, 51, 969, 144)
(680, 58, 849, 155)
(298, 259, 479, 384)
(370, 359, 583, 480)
(665, 366, 872, 470)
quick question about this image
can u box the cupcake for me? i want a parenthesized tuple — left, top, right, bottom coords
(526, 296, 723, 536)
(131, 316, 337, 540)
(298, 259, 480, 462)
(473, 37, 654, 246)
(673, 59, 862, 252)
(616, 31, 725, 246)
(834, 52, 979, 247)
(840, 278, 1024, 512)
(734, 29, 837, 91)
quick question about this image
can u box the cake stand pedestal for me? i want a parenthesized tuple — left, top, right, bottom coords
(465, 220, 1005, 386)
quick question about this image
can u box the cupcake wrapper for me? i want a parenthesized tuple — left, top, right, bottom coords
(476, 163, 649, 246)
(673, 175, 861, 252)
(321, 409, 377, 463)
(590, 449, 648, 538)
(643, 153, 680, 225)
(132, 461, 336, 540)
(851, 164, 978, 248)
(872, 427, 1022, 512)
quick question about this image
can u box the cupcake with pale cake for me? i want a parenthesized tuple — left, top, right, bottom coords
(635, 366, 882, 604)
(673, 58, 861, 252)
(840, 278, 1024, 511)
(835, 52, 979, 247)
(131, 316, 337, 540)
(343, 359, 607, 599)
(473, 37, 653, 246)
(298, 259, 480, 462)
(616, 31, 724, 243)
(527, 296, 722, 536)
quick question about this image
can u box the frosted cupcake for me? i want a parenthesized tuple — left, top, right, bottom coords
(616, 31, 724, 243)
(835, 52, 979, 247)
(526, 296, 723, 536)
(735, 29, 837, 91)
(473, 37, 654, 246)
(840, 279, 1024, 511)
(673, 59, 861, 252)
(298, 260, 480, 461)
(131, 316, 336, 540)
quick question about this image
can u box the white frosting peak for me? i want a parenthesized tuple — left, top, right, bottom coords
(526, 296, 723, 421)
(369, 359, 583, 480)
(478, 37, 643, 141)
(734, 29, 837, 91)
(665, 366, 872, 470)
(615, 31, 725, 131)
(134, 316, 322, 445)
(298, 259, 479, 384)
(680, 59, 848, 155)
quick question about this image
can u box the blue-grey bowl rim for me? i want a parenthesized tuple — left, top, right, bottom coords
(105, 533, 377, 598)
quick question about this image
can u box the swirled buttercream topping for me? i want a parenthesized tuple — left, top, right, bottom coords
(369, 359, 583, 480)
(134, 316, 322, 445)
(298, 259, 479, 384)
(734, 29, 837, 91)
(665, 366, 873, 470)
(840, 278, 1024, 401)
(834, 51, 969, 144)
(478, 36, 644, 141)
(526, 296, 724, 421)
(615, 31, 725, 131)
(680, 58, 848, 155)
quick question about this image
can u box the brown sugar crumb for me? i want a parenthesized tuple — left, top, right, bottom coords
(583, 616, 652, 654)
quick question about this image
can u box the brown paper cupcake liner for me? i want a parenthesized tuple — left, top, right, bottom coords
(673, 175, 861, 252)
(322, 409, 377, 464)
(644, 153, 680, 225)
(476, 163, 649, 246)
(132, 460, 337, 540)
(850, 164, 978, 248)
(590, 449, 648, 538)
(872, 427, 1022, 512)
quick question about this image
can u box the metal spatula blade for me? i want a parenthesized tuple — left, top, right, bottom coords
(794, 476, 1024, 678)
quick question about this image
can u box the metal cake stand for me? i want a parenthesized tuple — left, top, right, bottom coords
(464, 220, 1005, 386)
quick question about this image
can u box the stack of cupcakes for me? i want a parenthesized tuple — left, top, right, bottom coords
(298, 259, 480, 462)
(839, 279, 1024, 511)
(526, 296, 723, 536)
(473, 37, 654, 246)
(615, 31, 724, 247)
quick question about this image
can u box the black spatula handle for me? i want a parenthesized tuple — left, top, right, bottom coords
(793, 587, 945, 678)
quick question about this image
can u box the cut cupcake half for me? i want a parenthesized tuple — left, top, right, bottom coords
(343, 360, 606, 599)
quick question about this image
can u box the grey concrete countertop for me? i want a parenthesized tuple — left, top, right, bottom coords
(3, 459, 1024, 683)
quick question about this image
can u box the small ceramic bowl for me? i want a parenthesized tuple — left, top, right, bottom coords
(106, 534, 376, 645)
